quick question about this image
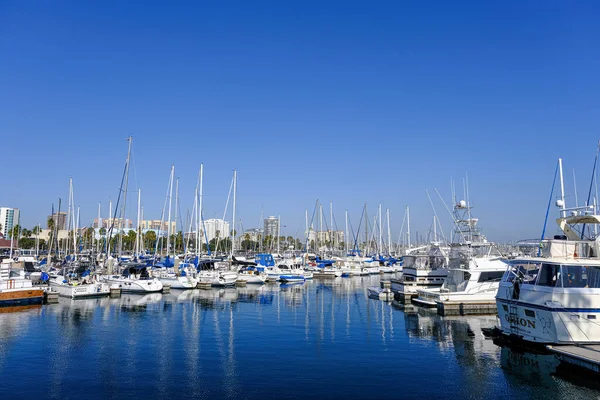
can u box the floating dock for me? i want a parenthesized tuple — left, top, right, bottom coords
(435, 300, 497, 316)
(547, 344, 600, 373)
(43, 290, 59, 304)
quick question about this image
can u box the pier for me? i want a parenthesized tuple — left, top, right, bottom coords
(547, 345, 600, 373)
(435, 300, 497, 316)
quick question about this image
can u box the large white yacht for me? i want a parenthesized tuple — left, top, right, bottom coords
(496, 158, 600, 344)
(414, 200, 508, 308)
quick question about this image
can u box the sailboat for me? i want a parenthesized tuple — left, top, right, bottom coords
(49, 178, 110, 298)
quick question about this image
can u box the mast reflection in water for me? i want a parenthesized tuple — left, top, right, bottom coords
(0, 274, 599, 399)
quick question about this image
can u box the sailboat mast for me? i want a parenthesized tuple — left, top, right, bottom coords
(231, 170, 237, 258)
(75, 206, 79, 257)
(386, 208, 391, 255)
(174, 178, 179, 259)
(136, 189, 141, 256)
(119, 136, 133, 258)
(378, 204, 382, 256)
(166, 165, 174, 256)
(198, 164, 203, 255)
(330, 201, 333, 252)
(406, 205, 411, 250)
(345, 210, 349, 255)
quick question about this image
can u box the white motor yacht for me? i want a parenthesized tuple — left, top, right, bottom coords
(496, 158, 600, 344)
(414, 200, 508, 308)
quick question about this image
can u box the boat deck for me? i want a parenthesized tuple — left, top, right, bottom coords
(547, 344, 600, 373)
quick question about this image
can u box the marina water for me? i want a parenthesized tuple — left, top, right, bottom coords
(1, 275, 599, 400)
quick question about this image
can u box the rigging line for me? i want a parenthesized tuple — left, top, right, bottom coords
(216, 174, 234, 254)
(106, 158, 129, 254)
(426, 190, 447, 244)
(351, 206, 365, 254)
(539, 160, 559, 256)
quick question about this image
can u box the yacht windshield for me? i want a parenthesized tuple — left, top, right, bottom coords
(503, 262, 540, 284)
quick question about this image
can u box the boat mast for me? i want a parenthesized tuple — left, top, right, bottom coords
(166, 164, 175, 257)
(378, 204, 382, 256)
(386, 208, 391, 255)
(107, 199, 112, 255)
(330, 201, 333, 253)
(66, 177, 72, 258)
(406, 205, 411, 250)
(231, 170, 237, 259)
(174, 177, 179, 260)
(136, 189, 141, 257)
(119, 136, 133, 259)
(345, 210, 349, 256)
(75, 206, 79, 257)
(305, 208, 309, 256)
(198, 164, 203, 256)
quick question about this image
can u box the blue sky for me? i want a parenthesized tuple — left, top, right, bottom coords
(1, 1, 600, 243)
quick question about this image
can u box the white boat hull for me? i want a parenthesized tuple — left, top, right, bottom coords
(103, 276, 163, 293)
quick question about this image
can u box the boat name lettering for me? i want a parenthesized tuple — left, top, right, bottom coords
(504, 314, 536, 329)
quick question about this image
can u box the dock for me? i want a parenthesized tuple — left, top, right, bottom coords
(547, 344, 600, 373)
(435, 300, 497, 316)
(43, 290, 59, 304)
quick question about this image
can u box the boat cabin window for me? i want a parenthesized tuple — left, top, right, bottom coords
(536, 263, 561, 287)
(561, 265, 600, 288)
(477, 271, 504, 283)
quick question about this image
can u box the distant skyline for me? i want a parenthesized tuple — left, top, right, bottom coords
(2, 2, 600, 243)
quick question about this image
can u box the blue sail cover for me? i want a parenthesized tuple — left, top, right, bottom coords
(164, 256, 174, 268)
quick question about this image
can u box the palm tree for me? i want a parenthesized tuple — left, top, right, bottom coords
(145, 230, 157, 249)
(127, 230, 137, 250)
(21, 228, 32, 238)
(47, 217, 55, 231)
(10, 224, 21, 240)
(32, 226, 41, 236)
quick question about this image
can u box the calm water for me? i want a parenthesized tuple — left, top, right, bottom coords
(1, 275, 600, 400)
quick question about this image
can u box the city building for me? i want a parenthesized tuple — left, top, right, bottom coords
(47, 211, 67, 230)
(1, 207, 20, 238)
(93, 217, 133, 230)
(202, 219, 230, 243)
(264, 216, 279, 237)
(307, 229, 345, 248)
(139, 219, 176, 232)
(243, 228, 263, 242)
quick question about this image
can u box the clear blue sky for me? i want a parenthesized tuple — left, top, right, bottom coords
(2, 1, 600, 243)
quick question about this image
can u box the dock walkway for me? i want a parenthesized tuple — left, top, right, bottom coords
(547, 344, 600, 373)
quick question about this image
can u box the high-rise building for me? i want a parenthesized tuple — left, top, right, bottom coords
(47, 211, 67, 230)
(202, 219, 230, 242)
(0, 207, 20, 238)
(243, 228, 263, 242)
(264, 216, 279, 237)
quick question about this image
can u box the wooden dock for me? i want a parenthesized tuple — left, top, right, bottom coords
(547, 344, 600, 373)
